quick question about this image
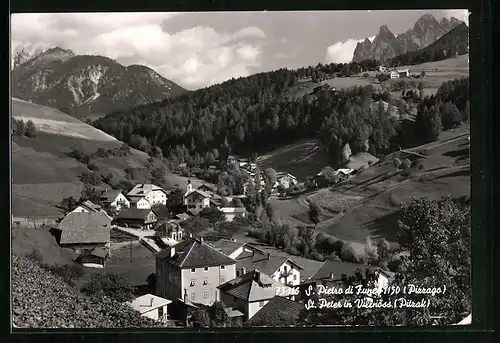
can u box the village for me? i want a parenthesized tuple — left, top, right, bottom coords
(35, 150, 389, 327)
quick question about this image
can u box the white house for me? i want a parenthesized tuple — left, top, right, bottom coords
(208, 239, 264, 260)
(378, 66, 388, 72)
(100, 190, 130, 211)
(156, 238, 237, 307)
(129, 196, 152, 209)
(274, 172, 297, 189)
(184, 189, 211, 215)
(127, 294, 172, 323)
(219, 207, 246, 222)
(70, 200, 113, 221)
(127, 184, 169, 207)
(390, 70, 400, 79)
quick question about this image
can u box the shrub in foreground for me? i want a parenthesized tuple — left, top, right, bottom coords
(12, 255, 162, 328)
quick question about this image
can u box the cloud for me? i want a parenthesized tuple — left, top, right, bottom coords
(324, 36, 375, 63)
(443, 9, 469, 25)
(11, 13, 266, 90)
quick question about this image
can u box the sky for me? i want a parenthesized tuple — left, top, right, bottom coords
(11, 10, 468, 90)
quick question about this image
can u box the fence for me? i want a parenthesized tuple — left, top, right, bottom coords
(12, 216, 59, 229)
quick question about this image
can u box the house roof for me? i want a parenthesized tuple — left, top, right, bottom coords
(58, 212, 111, 245)
(81, 247, 109, 259)
(199, 184, 216, 192)
(208, 239, 246, 256)
(79, 200, 102, 212)
(219, 207, 246, 214)
(185, 189, 211, 199)
(236, 252, 304, 276)
(218, 269, 290, 302)
(156, 237, 237, 268)
(100, 190, 123, 202)
(116, 208, 155, 220)
(311, 260, 383, 281)
(127, 294, 172, 314)
(127, 184, 167, 197)
(247, 296, 304, 326)
(276, 172, 296, 179)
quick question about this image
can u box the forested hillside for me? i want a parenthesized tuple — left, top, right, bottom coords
(93, 61, 469, 174)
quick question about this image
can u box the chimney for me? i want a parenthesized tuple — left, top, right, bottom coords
(329, 272, 334, 279)
(199, 237, 204, 244)
(150, 298, 153, 307)
(170, 247, 176, 258)
(254, 270, 260, 281)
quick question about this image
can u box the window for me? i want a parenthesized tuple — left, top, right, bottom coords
(204, 267, 209, 272)
(220, 265, 225, 270)
(294, 274, 297, 280)
(191, 268, 196, 273)
(284, 266, 288, 272)
(158, 306, 164, 318)
(259, 301, 265, 307)
(236, 270, 240, 277)
(190, 279, 196, 286)
(220, 276, 225, 283)
(203, 277, 209, 285)
(204, 292, 209, 299)
(191, 293, 196, 301)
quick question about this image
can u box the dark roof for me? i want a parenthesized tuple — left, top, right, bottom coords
(236, 252, 304, 276)
(116, 208, 155, 220)
(128, 196, 147, 204)
(247, 296, 304, 326)
(100, 190, 123, 202)
(80, 200, 102, 212)
(199, 184, 215, 192)
(81, 247, 109, 259)
(217, 269, 288, 302)
(311, 260, 382, 281)
(59, 212, 111, 245)
(156, 237, 236, 269)
(208, 239, 245, 256)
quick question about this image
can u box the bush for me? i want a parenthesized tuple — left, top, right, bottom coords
(42, 263, 85, 287)
(388, 258, 404, 273)
(363, 73, 370, 78)
(12, 255, 162, 328)
(25, 119, 37, 138)
(81, 273, 136, 303)
(311, 252, 326, 261)
(340, 243, 357, 262)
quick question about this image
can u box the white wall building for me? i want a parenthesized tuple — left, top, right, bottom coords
(127, 294, 172, 322)
(128, 184, 169, 207)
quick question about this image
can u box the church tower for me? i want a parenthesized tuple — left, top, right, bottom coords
(186, 179, 193, 194)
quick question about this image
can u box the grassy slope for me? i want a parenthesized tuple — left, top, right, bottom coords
(268, 125, 470, 248)
(11, 98, 202, 217)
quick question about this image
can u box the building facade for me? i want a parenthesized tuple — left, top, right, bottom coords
(156, 238, 237, 307)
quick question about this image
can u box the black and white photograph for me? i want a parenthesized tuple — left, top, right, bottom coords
(10, 9, 471, 329)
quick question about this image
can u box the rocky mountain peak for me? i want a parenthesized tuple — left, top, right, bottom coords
(352, 13, 464, 62)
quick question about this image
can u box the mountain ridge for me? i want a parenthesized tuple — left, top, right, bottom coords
(12, 46, 186, 118)
(352, 14, 464, 62)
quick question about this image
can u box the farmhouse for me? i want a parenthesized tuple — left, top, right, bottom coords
(155, 220, 184, 241)
(57, 212, 111, 250)
(128, 196, 151, 210)
(217, 269, 294, 321)
(235, 251, 304, 286)
(389, 68, 410, 79)
(76, 247, 110, 268)
(378, 66, 388, 72)
(274, 172, 297, 189)
(155, 237, 237, 309)
(115, 208, 158, 230)
(127, 294, 172, 323)
(71, 200, 103, 213)
(99, 190, 130, 211)
(127, 184, 169, 207)
(184, 189, 212, 215)
(219, 207, 246, 222)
